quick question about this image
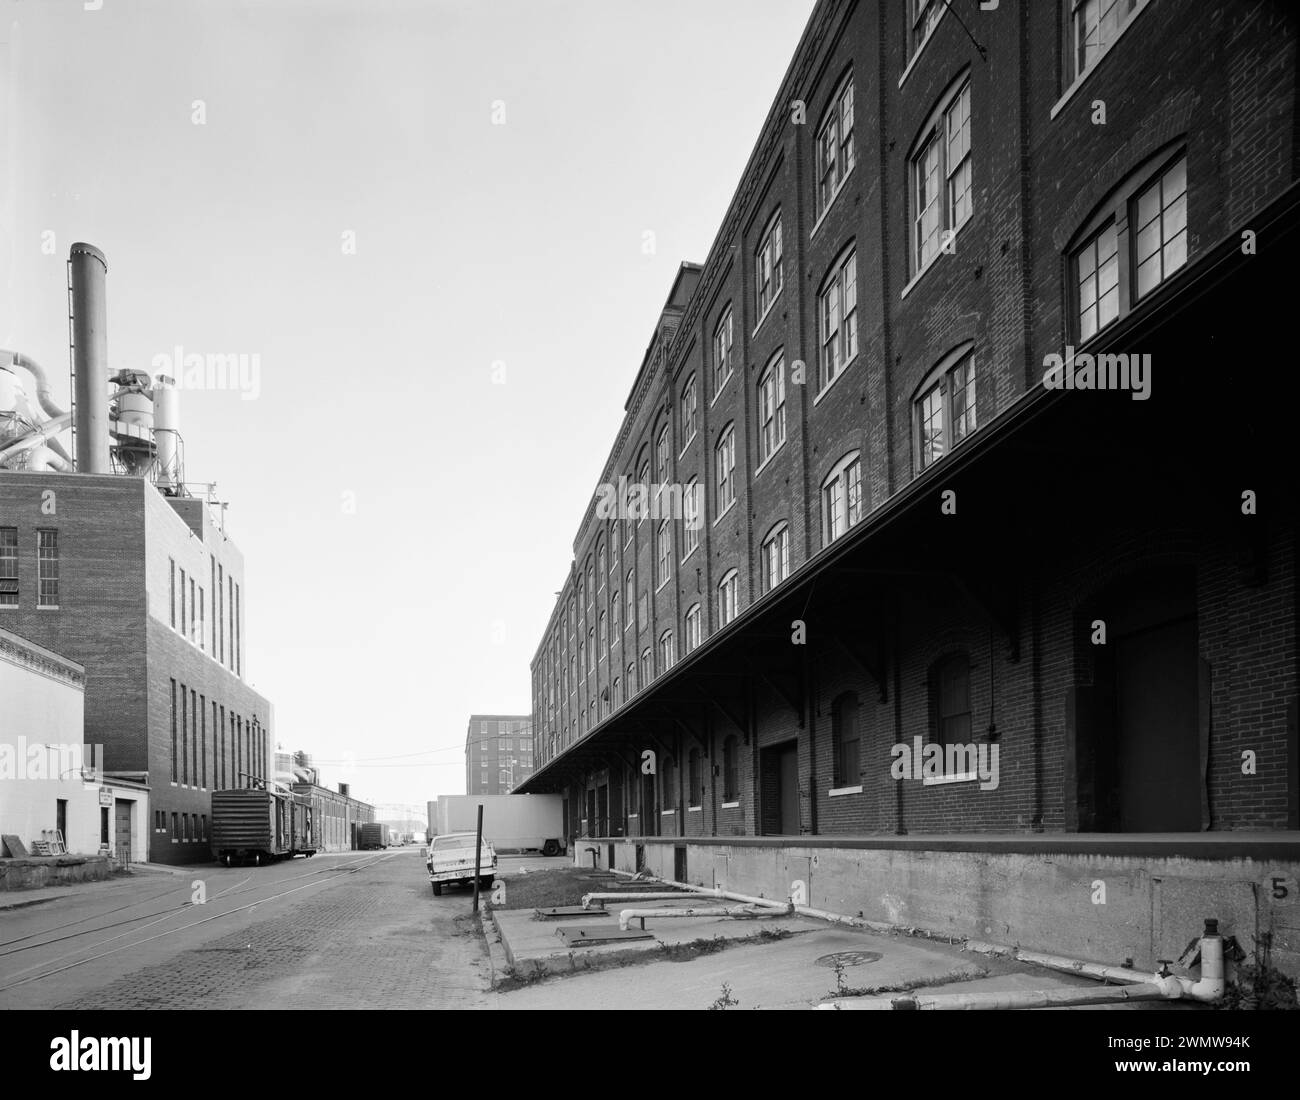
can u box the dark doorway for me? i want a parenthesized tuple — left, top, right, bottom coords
(596, 784, 609, 836)
(114, 799, 132, 863)
(56, 798, 67, 845)
(642, 774, 657, 836)
(760, 741, 800, 835)
(674, 845, 687, 882)
(1091, 566, 1201, 832)
(585, 789, 596, 837)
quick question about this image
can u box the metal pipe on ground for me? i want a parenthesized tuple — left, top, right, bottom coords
(818, 979, 1182, 1011)
(642, 875, 790, 911)
(582, 890, 720, 910)
(618, 902, 789, 932)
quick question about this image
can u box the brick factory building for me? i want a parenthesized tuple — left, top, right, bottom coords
(465, 715, 533, 795)
(0, 474, 272, 864)
(520, 0, 1300, 975)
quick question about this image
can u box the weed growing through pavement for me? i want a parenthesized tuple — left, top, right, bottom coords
(708, 982, 739, 1011)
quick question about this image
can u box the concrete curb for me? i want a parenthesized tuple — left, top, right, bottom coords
(482, 910, 513, 989)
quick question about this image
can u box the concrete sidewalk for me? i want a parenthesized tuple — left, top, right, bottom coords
(0, 862, 186, 911)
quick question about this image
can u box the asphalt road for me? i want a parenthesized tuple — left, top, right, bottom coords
(0, 848, 494, 1009)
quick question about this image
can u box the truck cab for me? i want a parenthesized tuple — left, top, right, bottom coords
(426, 832, 497, 896)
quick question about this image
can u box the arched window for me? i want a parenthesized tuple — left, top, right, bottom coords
(683, 478, 701, 558)
(656, 424, 671, 488)
(910, 74, 972, 276)
(596, 539, 606, 587)
(627, 660, 636, 695)
(914, 343, 976, 471)
(637, 457, 651, 525)
(722, 735, 740, 802)
(598, 610, 607, 654)
(712, 306, 734, 397)
(640, 646, 653, 687)
(681, 374, 698, 447)
(832, 692, 861, 788)
(816, 71, 855, 216)
(612, 676, 621, 708)
(756, 209, 783, 318)
(659, 629, 675, 671)
(821, 452, 862, 545)
(817, 246, 857, 392)
(933, 653, 972, 745)
(761, 521, 790, 592)
(718, 568, 740, 626)
(684, 603, 702, 653)
(715, 424, 736, 519)
(656, 520, 672, 589)
(757, 349, 786, 465)
(625, 570, 635, 625)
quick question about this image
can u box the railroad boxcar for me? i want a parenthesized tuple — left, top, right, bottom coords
(211, 788, 319, 866)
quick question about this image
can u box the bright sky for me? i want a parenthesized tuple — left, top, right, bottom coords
(2, 0, 816, 814)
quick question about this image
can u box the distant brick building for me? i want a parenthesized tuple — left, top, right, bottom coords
(0, 473, 271, 864)
(465, 715, 533, 795)
(521, 0, 1300, 975)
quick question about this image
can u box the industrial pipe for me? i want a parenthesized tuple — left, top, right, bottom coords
(638, 874, 790, 911)
(0, 413, 73, 462)
(618, 902, 791, 932)
(818, 978, 1183, 1011)
(582, 889, 721, 910)
(0, 349, 67, 418)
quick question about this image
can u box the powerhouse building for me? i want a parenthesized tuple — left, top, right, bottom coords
(520, 0, 1300, 974)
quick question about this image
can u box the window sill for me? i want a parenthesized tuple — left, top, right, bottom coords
(898, 11, 947, 90)
(752, 289, 784, 337)
(678, 434, 697, 461)
(689, 806, 702, 813)
(754, 440, 786, 478)
(661, 809, 676, 817)
(828, 785, 863, 797)
(712, 501, 736, 527)
(721, 801, 740, 809)
(901, 212, 973, 300)
(655, 578, 671, 594)
(811, 353, 859, 408)
(810, 168, 855, 240)
(38, 606, 60, 611)
(922, 771, 979, 787)
(1050, 0, 1152, 122)
(628, 813, 639, 819)
(680, 545, 698, 568)
(708, 373, 735, 409)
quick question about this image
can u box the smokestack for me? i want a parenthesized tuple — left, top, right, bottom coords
(69, 242, 110, 474)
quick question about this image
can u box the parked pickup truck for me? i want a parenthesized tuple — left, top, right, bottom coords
(426, 832, 497, 896)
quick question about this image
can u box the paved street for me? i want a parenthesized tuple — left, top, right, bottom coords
(0, 848, 493, 1010)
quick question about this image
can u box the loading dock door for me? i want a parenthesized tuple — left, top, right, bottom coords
(778, 744, 799, 834)
(114, 799, 132, 863)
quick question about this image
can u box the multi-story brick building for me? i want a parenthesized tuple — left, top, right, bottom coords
(521, 0, 1300, 974)
(465, 715, 533, 795)
(0, 472, 272, 864)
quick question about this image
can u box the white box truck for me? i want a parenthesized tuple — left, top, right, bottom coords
(433, 794, 566, 856)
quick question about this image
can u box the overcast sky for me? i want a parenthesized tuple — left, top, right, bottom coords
(2, 0, 816, 815)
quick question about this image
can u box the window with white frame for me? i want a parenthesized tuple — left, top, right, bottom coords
(659, 629, 675, 671)
(613, 676, 621, 706)
(683, 478, 701, 558)
(761, 522, 790, 593)
(627, 660, 636, 695)
(816, 74, 855, 217)
(625, 571, 634, 626)
(718, 569, 739, 626)
(598, 610, 607, 653)
(712, 307, 734, 397)
(656, 520, 672, 589)
(609, 596, 618, 638)
(915, 347, 976, 471)
(1069, 0, 1139, 84)
(586, 627, 594, 671)
(715, 425, 736, 519)
(822, 453, 863, 546)
(637, 459, 650, 525)
(757, 351, 786, 464)
(1068, 150, 1187, 341)
(911, 78, 972, 275)
(817, 248, 858, 392)
(756, 210, 783, 317)
(597, 540, 605, 586)
(681, 375, 698, 447)
(655, 425, 671, 490)
(640, 647, 653, 686)
(37, 529, 58, 608)
(684, 603, 702, 653)
(0, 527, 17, 606)
(910, 0, 945, 58)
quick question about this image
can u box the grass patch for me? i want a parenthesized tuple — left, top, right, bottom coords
(486, 866, 605, 912)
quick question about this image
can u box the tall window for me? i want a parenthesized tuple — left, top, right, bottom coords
(1076, 222, 1119, 340)
(625, 571, 634, 626)
(613, 676, 622, 707)
(817, 248, 857, 392)
(832, 692, 861, 788)
(598, 610, 607, 653)
(712, 307, 734, 397)
(683, 479, 701, 558)
(656, 520, 672, 588)
(822, 453, 863, 545)
(718, 569, 739, 626)
(609, 595, 619, 637)
(37, 529, 58, 608)
(912, 80, 973, 274)
(916, 348, 976, 471)
(910, 0, 944, 56)
(715, 425, 736, 518)
(627, 661, 637, 695)
(597, 540, 606, 586)
(756, 210, 783, 317)
(0, 527, 17, 606)
(723, 735, 739, 801)
(655, 425, 671, 490)
(659, 629, 675, 671)
(1069, 0, 1139, 82)
(681, 375, 698, 447)
(816, 74, 855, 216)
(167, 558, 175, 624)
(170, 679, 178, 782)
(181, 685, 189, 784)
(586, 628, 594, 672)
(761, 522, 790, 593)
(934, 653, 972, 745)
(757, 352, 787, 465)
(688, 748, 702, 807)
(1133, 156, 1187, 300)
(684, 603, 702, 653)
(640, 647, 653, 686)
(637, 459, 651, 525)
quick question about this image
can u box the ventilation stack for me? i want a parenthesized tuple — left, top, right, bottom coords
(69, 242, 110, 474)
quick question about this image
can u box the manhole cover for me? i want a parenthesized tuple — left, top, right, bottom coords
(815, 950, 882, 968)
